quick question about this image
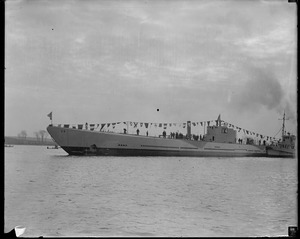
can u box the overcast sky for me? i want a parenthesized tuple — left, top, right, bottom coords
(5, 0, 297, 139)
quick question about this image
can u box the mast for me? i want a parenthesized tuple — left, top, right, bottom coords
(279, 111, 289, 139)
(282, 111, 285, 139)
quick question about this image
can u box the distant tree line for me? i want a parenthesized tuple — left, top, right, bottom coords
(17, 130, 27, 139)
(18, 130, 49, 142)
(34, 130, 48, 142)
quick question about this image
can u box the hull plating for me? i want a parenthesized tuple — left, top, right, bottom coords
(60, 146, 266, 157)
(47, 125, 267, 157)
(266, 147, 295, 158)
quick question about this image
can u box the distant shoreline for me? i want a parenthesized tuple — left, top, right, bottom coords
(4, 136, 57, 146)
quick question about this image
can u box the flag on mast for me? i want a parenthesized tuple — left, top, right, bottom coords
(47, 112, 52, 120)
(216, 114, 221, 126)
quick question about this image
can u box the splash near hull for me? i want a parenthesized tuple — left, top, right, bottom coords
(47, 125, 267, 157)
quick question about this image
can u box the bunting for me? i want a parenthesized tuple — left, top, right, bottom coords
(90, 124, 95, 130)
(100, 124, 105, 131)
(62, 119, 278, 141)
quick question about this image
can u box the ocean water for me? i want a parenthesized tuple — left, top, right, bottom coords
(5, 145, 297, 237)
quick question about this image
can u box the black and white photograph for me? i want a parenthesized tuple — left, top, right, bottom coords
(5, 0, 297, 237)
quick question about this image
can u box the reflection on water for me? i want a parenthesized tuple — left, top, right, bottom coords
(5, 145, 297, 237)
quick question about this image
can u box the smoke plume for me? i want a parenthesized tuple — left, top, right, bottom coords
(231, 65, 294, 115)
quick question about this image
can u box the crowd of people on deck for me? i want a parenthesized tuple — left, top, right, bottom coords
(124, 128, 205, 141)
(120, 126, 269, 145)
(80, 122, 274, 146)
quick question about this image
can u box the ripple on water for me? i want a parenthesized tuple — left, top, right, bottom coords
(5, 147, 298, 237)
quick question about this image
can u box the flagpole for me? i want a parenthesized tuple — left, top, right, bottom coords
(47, 111, 53, 125)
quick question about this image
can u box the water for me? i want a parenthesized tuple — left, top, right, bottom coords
(5, 145, 297, 237)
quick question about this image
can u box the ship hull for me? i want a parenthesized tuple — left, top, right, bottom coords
(266, 147, 295, 158)
(60, 146, 266, 157)
(47, 125, 267, 157)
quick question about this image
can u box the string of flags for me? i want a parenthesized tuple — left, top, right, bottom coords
(55, 119, 278, 141)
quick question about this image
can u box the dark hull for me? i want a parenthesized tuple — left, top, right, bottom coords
(61, 146, 266, 157)
(266, 147, 295, 158)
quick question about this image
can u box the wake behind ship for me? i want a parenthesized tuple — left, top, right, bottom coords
(47, 115, 267, 157)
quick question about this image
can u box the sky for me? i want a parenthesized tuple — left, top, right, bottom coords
(5, 0, 297, 139)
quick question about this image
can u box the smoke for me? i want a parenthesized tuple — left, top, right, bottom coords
(279, 96, 297, 123)
(231, 65, 296, 118)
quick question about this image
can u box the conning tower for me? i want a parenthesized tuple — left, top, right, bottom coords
(204, 115, 236, 143)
